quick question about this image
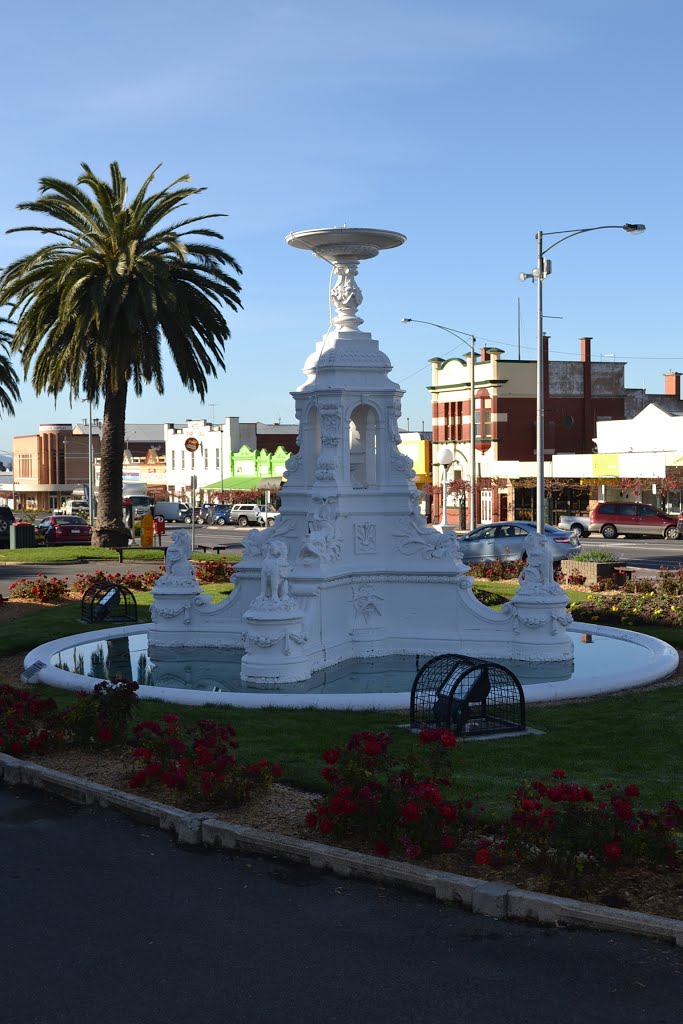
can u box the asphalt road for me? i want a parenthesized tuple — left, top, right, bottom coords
(1, 783, 681, 1024)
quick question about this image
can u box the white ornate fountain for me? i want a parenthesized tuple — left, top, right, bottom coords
(148, 227, 574, 684)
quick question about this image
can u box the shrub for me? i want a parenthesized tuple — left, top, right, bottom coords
(468, 559, 525, 581)
(9, 575, 70, 603)
(63, 678, 139, 747)
(500, 770, 683, 879)
(128, 716, 282, 807)
(71, 569, 163, 594)
(193, 560, 235, 584)
(0, 684, 65, 755)
(306, 729, 479, 860)
(569, 549, 618, 563)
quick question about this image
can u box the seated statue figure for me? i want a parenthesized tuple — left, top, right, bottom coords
(518, 528, 553, 589)
(164, 528, 196, 582)
(260, 539, 291, 603)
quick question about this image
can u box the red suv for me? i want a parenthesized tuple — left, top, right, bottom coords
(588, 502, 679, 540)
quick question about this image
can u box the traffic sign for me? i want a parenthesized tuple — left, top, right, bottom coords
(185, 437, 199, 452)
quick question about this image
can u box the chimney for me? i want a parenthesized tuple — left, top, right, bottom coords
(664, 371, 681, 399)
(480, 344, 490, 362)
(580, 337, 592, 363)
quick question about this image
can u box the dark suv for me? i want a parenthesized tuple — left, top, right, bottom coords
(196, 503, 232, 525)
(0, 505, 16, 548)
(589, 502, 679, 539)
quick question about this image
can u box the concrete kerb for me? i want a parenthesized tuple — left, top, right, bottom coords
(1, 753, 682, 947)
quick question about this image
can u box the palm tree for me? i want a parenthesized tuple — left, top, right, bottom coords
(0, 162, 242, 546)
(0, 320, 20, 417)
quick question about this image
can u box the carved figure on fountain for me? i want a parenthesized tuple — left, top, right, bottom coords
(154, 529, 199, 592)
(299, 498, 343, 563)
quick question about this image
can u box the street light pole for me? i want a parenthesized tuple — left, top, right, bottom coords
(520, 223, 645, 535)
(402, 318, 478, 530)
(436, 446, 454, 527)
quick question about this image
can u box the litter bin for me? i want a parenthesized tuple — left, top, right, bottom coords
(10, 522, 36, 549)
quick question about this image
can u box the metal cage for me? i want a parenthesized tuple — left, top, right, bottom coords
(410, 654, 525, 737)
(80, 582, 138, 625)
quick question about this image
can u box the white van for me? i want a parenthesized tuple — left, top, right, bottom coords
(152, 500, 192, 523)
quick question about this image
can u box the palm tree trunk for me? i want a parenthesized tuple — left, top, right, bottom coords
(91, 382, 131, 548)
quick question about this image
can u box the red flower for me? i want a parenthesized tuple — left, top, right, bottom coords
(319, 818, 333, 835)
(439, 803, 457, 820)
(551, 768, 566, 779)
(323, 748, 340, 764)
(474, 846, 491, 866)
(603, 841, 622, 862)
(363, 739, 383, 757)
(624, 784, 640, 798)
(97, 725, 114, 744)
(440, 835, 455, 851)
(272, 763, 283, 778)
(439, 730, 456, 748)
(400, 801, 422, 823)
(374, 840, 391, 857)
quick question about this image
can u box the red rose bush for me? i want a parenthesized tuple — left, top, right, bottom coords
(306, 728, 478, 860)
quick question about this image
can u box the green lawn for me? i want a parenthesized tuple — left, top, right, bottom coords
(1, 546, 241, 564)
(4, 577, 680, 813)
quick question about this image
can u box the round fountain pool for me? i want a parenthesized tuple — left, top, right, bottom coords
(24, 623, 678, 709)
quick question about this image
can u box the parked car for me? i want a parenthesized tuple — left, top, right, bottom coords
(229, 503, 272, 527)
(0, 505, 16, 549)
(458, 521, 581, 564)
(557, 514, 591, 538)
(588, 502, 679, 539)
(35, 515, 93, 546)
(677, 513, 683, 540)
(197, 503, 233, 525)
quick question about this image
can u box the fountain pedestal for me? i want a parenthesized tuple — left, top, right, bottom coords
(149, 227, 575, 682)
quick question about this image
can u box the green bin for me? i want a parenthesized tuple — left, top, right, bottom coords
(10, 523, 36, 549)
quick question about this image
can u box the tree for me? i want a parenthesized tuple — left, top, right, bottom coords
(0, 319, 20, 417)
(0, 162, 242, 546)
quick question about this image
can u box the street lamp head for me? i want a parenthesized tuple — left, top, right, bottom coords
(401, 318, 412, 323)
(437, 446, 455, 468)
(623, 224, 646, 234)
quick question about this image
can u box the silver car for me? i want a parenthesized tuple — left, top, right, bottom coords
(458, 521, 581, 564)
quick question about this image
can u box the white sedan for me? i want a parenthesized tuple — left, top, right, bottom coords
(458, 521, 581, 564)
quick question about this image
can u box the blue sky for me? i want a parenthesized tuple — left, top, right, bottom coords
(1, 0, 680, 459)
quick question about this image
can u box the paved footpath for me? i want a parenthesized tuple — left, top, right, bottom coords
(1, 784, 681, 1024)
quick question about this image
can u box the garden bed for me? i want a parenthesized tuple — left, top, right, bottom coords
(23, 742, 683, 922)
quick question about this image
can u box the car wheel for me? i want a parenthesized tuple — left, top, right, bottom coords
(664, 525, 679, 540)
(570, 524, 585, 539)
(601, 524, 618, 539)
(238, 516, 249, 527)
(267, 518, 275, 527)
(183, 515, 193, 524)
(216, 516, 226, 525)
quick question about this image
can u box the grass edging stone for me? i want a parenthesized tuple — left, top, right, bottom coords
(2, 751, 682, 947)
